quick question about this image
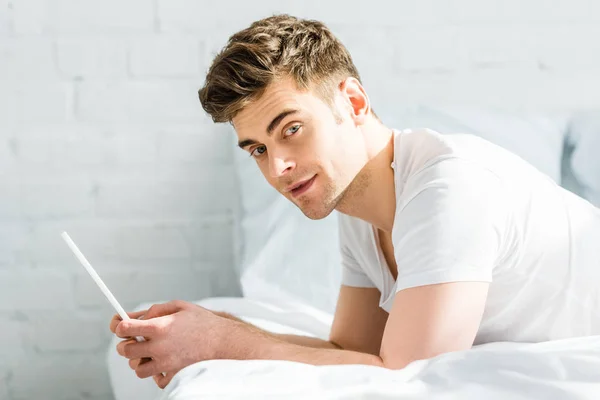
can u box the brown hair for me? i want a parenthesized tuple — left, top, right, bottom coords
(198, 14, 363, 123)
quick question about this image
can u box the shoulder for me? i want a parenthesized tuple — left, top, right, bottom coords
(391, 159, 509, 263)
(393, 128, 496, 185)
(392, 155, 509, 246)
(397, 152, 505, 212)
(390, 157, 508, 285)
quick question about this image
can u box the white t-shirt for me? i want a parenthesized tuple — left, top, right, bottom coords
(339, 128, 600, 344)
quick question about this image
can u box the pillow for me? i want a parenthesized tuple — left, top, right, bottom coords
(231, 105, 568, 315)
(377, 104, 568, 184)
(563, 110, 600, 206)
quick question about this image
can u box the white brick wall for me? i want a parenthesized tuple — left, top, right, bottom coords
(129, 36, 205, 78)
(1, 1, 598, 399)
(56, 38, 129, 79)
(9, 355, 113, 400)
(0, 271, 73, 311)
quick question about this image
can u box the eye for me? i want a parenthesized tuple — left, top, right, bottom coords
(284, 124, 301, 137)
(250, 145, 267, 158)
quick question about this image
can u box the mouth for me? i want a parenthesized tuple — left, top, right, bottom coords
(287, 175, 317, 198)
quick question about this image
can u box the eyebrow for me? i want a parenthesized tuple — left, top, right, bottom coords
(237, 109, 299, 149)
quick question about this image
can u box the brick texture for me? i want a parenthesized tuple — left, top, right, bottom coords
(0, 1, 598, 399)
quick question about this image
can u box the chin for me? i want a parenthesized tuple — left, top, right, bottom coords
(287, 179, 340, 220)
(300, 207, 332, 220)
(295, 197, 337, 220)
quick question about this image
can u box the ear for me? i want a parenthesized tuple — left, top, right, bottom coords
(338, 77, 370, 126)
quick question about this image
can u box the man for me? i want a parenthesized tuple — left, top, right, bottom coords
(110, 14, 600, 389)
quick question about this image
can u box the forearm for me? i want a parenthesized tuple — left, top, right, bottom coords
(214, 311, 340, 350)
(274, 333, 341, 350)
(220, 319, 386, 368)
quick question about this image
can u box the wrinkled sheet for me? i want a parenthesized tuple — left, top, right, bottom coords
(108, 297, 600, 400)
(161, 337, 600, 400)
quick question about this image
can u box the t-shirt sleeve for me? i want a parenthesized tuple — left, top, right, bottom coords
(338, 216, 377, 288)
(393, 159, 507, 293)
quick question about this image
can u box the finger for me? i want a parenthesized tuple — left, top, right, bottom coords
(116, 339, 155, 360)
(116, 316, 171, 339)
(135, 359, 164, 379)
(128, 357, 152, 370)
(115, 302, 180, 338)
(154, 371, 176, 389)
(128, 358, 140, 370)
(110, 315, 120, 334)
(143, 302, 184, 320)
(109, 310, 147, 334)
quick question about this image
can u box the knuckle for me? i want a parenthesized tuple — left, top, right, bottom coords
(172, 299, 183, 307)
(171, 299, 188, 310)
(116, 322, 129, 337)
(147, 304, 159, 317)
(154, 320, 169, 335)
(148, 325, 160, 336)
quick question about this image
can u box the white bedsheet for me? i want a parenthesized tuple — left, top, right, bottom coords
(108, 297, 600, 400)
(107, 296, 333, 400)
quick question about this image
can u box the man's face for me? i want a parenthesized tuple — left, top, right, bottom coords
(232, 77, 368, 220)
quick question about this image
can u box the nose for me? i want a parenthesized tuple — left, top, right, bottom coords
(268, 154, 294, 178)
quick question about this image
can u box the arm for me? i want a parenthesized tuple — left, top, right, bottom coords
(224, 281, 488, 369)
(213, 285, 387, 352)
(115, 281, 488, 389)
(216, 285, 389, 366)
(328, 286, 388, 356)
(212, 310, 341, 350)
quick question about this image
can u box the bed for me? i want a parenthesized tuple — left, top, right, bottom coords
(107, 106, 600, 400)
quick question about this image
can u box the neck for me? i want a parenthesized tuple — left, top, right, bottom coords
(335, 119, 397, 233)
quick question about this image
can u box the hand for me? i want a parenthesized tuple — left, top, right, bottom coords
(113, 300, 230, 389)
(109, 309, 153, 377)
